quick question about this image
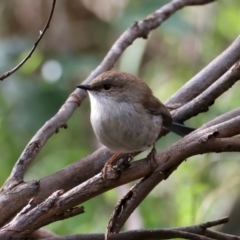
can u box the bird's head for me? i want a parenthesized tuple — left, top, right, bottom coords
(76, 70, 152, 104)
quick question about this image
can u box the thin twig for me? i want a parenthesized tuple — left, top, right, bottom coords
(0, 0, 56, 81)
(200, 217, 228, 228)
(36, 217, 234, 240)
(48, 230, 215, 240)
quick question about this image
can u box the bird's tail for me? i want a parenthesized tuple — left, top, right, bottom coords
(170, 121, 195, 137)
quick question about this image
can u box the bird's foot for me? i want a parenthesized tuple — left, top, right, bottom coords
(146, 145, 158, 172)
(102, 153, 132, 180)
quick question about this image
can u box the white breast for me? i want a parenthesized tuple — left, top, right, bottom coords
(88, 92, 162, 153)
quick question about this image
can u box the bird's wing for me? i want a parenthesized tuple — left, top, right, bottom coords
(143, 95, 172, 129)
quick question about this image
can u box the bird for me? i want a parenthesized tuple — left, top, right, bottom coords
(76, 70, 194, 178)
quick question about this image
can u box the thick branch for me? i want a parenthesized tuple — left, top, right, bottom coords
(0, 191, 84, 239)
(1, 136, 240, 238)
(0, 148, 117, 226)
(0, 0, 56, 81)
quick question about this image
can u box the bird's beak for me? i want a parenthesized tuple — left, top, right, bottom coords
(76, 84, 93, 91)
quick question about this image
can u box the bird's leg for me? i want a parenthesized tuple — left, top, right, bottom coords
(102, 151, 133, 180)
(146, 144, 158, 172)
(102, 151, 120, 179)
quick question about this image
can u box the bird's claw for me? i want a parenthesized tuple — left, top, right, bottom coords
(102, 154, 132, 180)
(147, 145, 158, 172)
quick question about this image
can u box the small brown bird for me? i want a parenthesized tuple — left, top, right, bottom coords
(77, 71, 194, 177)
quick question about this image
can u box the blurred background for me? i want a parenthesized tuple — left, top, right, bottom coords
(0, 0, 240, 236)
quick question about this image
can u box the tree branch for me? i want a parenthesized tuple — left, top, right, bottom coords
(106, 122, 240, 234)
(166, 34, 240, 108)
(37, 217, 237, 240)
(0, 191, 84, 239)
(48, 230, 215, 240)
(0, 0, 56, 81)
(198, 108, 240, 130)
(172, 60, 240, 121)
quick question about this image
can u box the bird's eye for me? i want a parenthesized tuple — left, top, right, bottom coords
(103, 84, 111, 90)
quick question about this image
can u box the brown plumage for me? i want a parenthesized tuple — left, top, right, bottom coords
(76, 70, 194, 177)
